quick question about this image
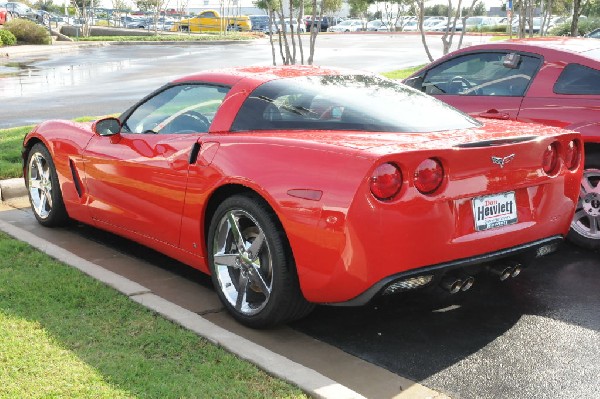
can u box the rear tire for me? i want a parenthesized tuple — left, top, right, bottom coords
(26, 143, 69, 227)
(568, 152, 600, 250)
(207, 193, 313, 328)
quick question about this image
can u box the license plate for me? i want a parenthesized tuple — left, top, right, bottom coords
(472, 192, 518, 231)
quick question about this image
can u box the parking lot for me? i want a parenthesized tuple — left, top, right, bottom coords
(1, 34, 599, 398)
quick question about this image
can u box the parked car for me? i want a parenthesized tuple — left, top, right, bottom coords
(304, 15, 329, 32)
(22, 65, 581, 327)
(404, 38, 600, 249)
(249, 14, 270, 33)
(429, 19, 464, 32)
(0, 4, 12, 24)
(0, 1, 34, 19)
(329, 19, 363, 32)
(366, 19, 391, 31)
(465, 16, 498, 30)
(585, 28, 600, 38)
(272, 18, 305, 34)
(402, 20, 419, 31)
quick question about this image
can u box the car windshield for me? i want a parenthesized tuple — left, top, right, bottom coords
(231, 74, 480, 133)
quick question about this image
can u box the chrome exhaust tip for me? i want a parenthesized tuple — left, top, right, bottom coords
(488, 264, 513, 281)
(510, 264, 522, 278)
(440, 276, 463, 294)
(460, 276, 475, 291)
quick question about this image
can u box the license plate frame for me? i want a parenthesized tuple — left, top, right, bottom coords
(472, 191, 518, 232)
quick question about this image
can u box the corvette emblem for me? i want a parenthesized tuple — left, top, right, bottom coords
(491, 154, 515, 168)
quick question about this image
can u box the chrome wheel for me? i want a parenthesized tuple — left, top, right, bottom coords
(212, 209, 272, 316)
(570, 169, 600, 244)
(26, 143, 68, 227)
(28, 151, 54, 220)
(208, 194, 313, 328)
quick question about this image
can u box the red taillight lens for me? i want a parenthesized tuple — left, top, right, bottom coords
(564, 140, 581, 170)
(370, 163, 402, 200)
(414, 158, 444, 194)
(542, 142, 559, 175)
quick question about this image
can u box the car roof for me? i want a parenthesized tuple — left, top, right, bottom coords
(172, 65, 351, 86)
(467, 37, 600, 55)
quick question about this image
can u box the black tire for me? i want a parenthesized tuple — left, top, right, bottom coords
(179, 25, 189, 32)
(568, 152, 600, 250)
(25, 143, 69, 227)
(207, 193, 314, 328)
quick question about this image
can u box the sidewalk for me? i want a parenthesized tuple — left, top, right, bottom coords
(1, 41, 106, 59)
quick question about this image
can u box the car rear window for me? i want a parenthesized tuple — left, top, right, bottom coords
(231, 74, 480, 133)
(554, 63, 600, 95)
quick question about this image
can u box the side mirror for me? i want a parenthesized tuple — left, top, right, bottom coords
(92, 117, 121, 137)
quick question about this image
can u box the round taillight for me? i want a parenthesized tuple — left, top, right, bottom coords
(414, 158, 444, 194)
(542, 142, 559, 175)
(370, 163, 402, 200)
(564, 140, 580, 170)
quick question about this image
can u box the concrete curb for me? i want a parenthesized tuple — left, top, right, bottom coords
(0, 216, 366, 399)
(0, 178, 28, 201)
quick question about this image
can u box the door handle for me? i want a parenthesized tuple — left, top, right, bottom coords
(478, 110, 510, 120)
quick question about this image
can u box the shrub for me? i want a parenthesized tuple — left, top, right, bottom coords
(0, 29, 17, 46)
(549, 19, 600, 36)
(4, 18, 51, 44)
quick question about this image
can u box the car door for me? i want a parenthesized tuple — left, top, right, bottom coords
(83, 83, 229, 246)
(518, 61, 600, 135)
(405, 51, 542, 121)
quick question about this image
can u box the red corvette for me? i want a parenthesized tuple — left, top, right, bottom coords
(404, 38, 600, 250)
(23, 66, 582, 327)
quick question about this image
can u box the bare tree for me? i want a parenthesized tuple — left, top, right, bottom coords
(416, 0, 434, 62)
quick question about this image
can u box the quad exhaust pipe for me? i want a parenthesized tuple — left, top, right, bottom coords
(440, 275, 475, 294)
(488, 262, 522, 281)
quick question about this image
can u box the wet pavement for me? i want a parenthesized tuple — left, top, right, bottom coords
(0, 34, 492, 128)
(293, 243, 600, 399)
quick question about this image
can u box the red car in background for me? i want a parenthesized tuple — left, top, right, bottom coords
(0, 5, 13, 24)
(22, 66, 582, 327)
(404, 38, 600, 250)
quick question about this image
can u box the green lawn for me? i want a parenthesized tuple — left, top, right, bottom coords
(74, 33, 260, 42)
(0, 231, 306, 398)
(381, 64, 426, 80)
(0, 125, 30, 180)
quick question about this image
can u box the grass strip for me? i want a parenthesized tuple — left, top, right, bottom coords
(73, 33, 261, 42)
(0, 125, 30, 180)
(0, 231, 306, 398)
(381, 64, 426, 80)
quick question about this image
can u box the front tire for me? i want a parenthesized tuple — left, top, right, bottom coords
(26, 143, 69, 227)
(568, 152, 600, 250)
(208, 194, 313, 328)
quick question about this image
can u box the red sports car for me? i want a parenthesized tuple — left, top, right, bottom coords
(23, 66, 582, 327)
(404, 37, 600, 250)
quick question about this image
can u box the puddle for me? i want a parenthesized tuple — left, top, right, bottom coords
(0, 61, 40, 78)
(0, 57, 135, 97)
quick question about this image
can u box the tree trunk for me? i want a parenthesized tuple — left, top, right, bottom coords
(307, 0, 319, 65)
(417, 0, 434, 62)
(571, 0, 581, 36)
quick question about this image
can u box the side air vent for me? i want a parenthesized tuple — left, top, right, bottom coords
(69, 160, 83, 198)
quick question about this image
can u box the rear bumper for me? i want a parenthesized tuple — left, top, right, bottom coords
(331, 235, 563, 306)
